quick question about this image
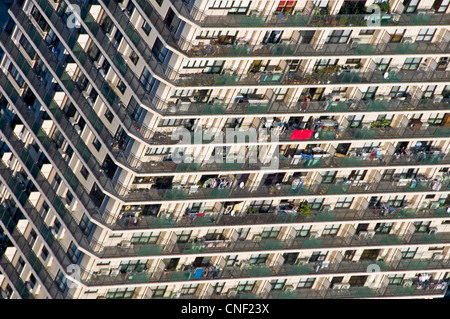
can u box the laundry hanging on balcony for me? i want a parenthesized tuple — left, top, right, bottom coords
(290, 129, 313, 140)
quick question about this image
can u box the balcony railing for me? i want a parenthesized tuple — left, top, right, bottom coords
(83, 254, 450, 287)
(91, 231, 450, 259)
(266, 281, 448, 299)
(0, 246, 34, 299)
(173, 68, 450, 89)
(170, 0, 450, 28)
(119, 174, 450, 203)
(126, 150, 450, 175)
(0, 207, 65, 299)
(105, 206, 450, 231)
(157, 97, 450, 117)
(179, 37, 450, 59)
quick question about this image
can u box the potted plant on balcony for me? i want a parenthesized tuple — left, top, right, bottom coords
(299, 201, 311, 217)
(376, 1, 390, 13)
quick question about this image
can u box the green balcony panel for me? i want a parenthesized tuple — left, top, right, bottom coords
(302, 239, 323, 249)
(263, 240, 284, 250)
(138, 246, 163, 256)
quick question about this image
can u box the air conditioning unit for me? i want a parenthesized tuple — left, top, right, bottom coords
(253, 234, 262, 241)
(350, 38, 361, 48)
(250, 10, 259, 16)
(283, 285, 295, 292)
(44, 254, 53, 267)
(121, 240, 132, 248)
(433, 253, 444, 261)
(110, 269, 120, 276)
(50, 227, 65, 240)
(433, 94, 443, 103)
(358, 231, 368, 240)
(428, 227, 438, 235)
(341, 284, 350, 290)
(309, 232, 319, 239)
(401, 37, 413, 44)
(332, 284, 342, 290)
(430, 202, 441, 209)
(98, 268, 110, 276)
(171, 292, 181, 298)
(321, 205, 331, 212)
(403, 280, 413, 287)
(367, 231, 376, 239)
(388, 66, 400, 74)
(26, 282, 40, 295)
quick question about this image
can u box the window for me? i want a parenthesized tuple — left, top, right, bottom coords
(401, 247, 417, 259)
(403, 0, 419, 13)
(273, 88, 288, 101)
(125, 0, 135, 15)
(309, 251, 327, 262)
(287, 60, 301, 72)
(362, 142, 380, 153)
(422, 85, 436, 98)
(375, 58, 392, 72)
(313, 59, 338, 71)
(309, 198, 324, 210)
(139, 68, 156, 92)
(295, 225, 311, 237)
(92, 137, 101, 151)
(414, 221, 431, 233)
(375, 223, 393, 233)
(153, 285, 167, 297)
(344, 250, 356, 260)
(335, 197, 353, 209)
(389, 29, 405, 42)
(276, 1, 298, 14)
(261, 226, 281, 239)
(347, 115, 364, 128)
(152, 38, 169, 62)
(359, 29, 375, 35)
(416, 28, 436, 42)
(40, 246, 49, 261)
(388, 274, 405, 285)
(297, 278, 315, 288)
(212, 282, 225, 294)
(129, 51, 139, 65)
(321, 170, 337, 183)
(349, 170, 367, 181)
(249, 254, 269, 265)
(428, 113, 445, 125)
(79, 214, 94, 236)
(180, 284, 198, 295)
(390, 85, 408, 98)
(403, 57, 422, 70)
(131, 232, 160, 244)
(106, 288, 135, 299)
(270, 279, 286, 291)
(322, 224, 340, 236)
(142, 21, 152, 36)
(120, 260, 147, 272)
(326, 30, 352, 44)
(387, 195, 406, 207)
(104, 109, 114, 123)
(117, 80, 127, 94)
(236, 280, 255, 293)
(433, 0, 450, 13)
(360, 86, 378, 100)
(68, 242, 83, 264)
(226, 255, 239, 266)
(55, 271, 69, 292)
(155, 0, 164, 5)
(176, 230, 192, 243)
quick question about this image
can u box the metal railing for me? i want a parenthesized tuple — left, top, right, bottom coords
(170, 0, 450, 28)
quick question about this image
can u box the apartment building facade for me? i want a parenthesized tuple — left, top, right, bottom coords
(0, 0, 449, 299)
